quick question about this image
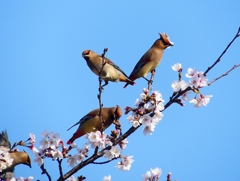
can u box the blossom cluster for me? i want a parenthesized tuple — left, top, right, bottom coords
(67, 130, 133, 171)
(102, 175, 111, 181)
(28, 130, 66, 166)
(85, 131, 133, 171)
(171, 63, 212, 107)
(67, 144, 89, 167)
(8, 176, 34, 181)
(142, 167, 162, 181)
(125, 88, 164, 135)
(116, 155, 134, 171)
(86, 131, 112, 149)
(0, 150, 13, 172)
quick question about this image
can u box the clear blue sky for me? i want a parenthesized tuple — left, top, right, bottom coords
(0, 1, 240, 181)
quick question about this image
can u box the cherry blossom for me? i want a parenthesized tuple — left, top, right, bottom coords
(0, 150, 13, 172)
(66, 175, 77, 181)
(142, 171, 152, 181)
(86, 131, 112, 148)
(151, 91, 164, 103)
(72, 145, 89, 162)
(103, 175, 111, 181)
(181, 91, 191, 102)
(126, 89, 165, 135)
(189, 94, 212, 107)
(116, 156, 134, 171)
(119, 138, 128, 150)
(186, 68, 197, 78)
(172, 80, 188, 92)
(52, 150, 63, 160)
(34, 153, 43, 166)
(29, 133, 36, 144)
(142, 167, 162, 181)
(143, 124, 156, 135)
(11, 176, 34, 181)
(67, 155, 78, 168)
(172, 63, 182, 72)
(104, 146, 121, 160)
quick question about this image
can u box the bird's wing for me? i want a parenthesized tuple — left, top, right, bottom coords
(67, 113, 98, 131)
(103, 57, 129, 78)
(129, 60, 148, 77)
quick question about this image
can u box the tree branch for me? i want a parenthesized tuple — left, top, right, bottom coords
(40, 164, 52, 181)
(208, 64, 240, 86)
(204, 27, 240, 76)
(148, 69, 155, 90)
(167, 173, 171, 181)
(98, 48, 108, 131)
(58, 28, 240, 180)
(57, 159, 63, 178)
(92, 156, 119, 164)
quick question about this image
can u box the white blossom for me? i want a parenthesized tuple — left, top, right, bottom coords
(66, 175, 77, 181)
(67, 155, 78, 168)
(86, 131, 112, 148)
(181, 91, 191, 102)
(142, 167, 162, 181)
(172, 63, 182, 72)
(103, 175, 111, 181)
(34, 153, 43, 166)
(104, 146, 121, 160)
(119, 139, 128, 150)
(116, 156, 134, 171)
(0, 150, 13, 172)
(189, 94, 212, 107)
(186, 68, 197, 78)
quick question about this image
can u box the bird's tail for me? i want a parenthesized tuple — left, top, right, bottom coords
(0, 130, 11, 148)
(67, 131, 84, 145)
(67, 138, 74, 145)
(124, 78, 135, 88)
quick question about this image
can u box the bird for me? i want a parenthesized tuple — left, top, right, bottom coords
(67, 106, 122, 144)
(82, 50, 135, 87)
(123, 33, 174, 88)
(0, 131, 31, 180)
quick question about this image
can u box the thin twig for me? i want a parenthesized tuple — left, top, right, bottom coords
(208, 64, 240, 86)
(98, 48, 108, 131)
(92, 157, 119, 164)
(57, 159, 63, 178)
(164, 87, 192, 110)
(167, 173, 171, 181)
(204, 27, 240, 76)
(148, 70, 156, 90)
(94, 146, 99, 155)
(40, 164, 52, 181)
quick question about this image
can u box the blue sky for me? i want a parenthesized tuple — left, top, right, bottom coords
(0, 1, 240, 181)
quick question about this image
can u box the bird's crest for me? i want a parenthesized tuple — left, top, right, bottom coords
(82, 50, 91, 57)
(159, 33, 174, 46)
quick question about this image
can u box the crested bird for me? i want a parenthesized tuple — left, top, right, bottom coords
(82, 50, 135, 87)
(0, 131, 31, 180)
(67, 106, 122, 144)
(124, 33, 174, 88)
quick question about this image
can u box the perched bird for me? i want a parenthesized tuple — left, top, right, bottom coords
(0, 131, 31, 180)
(124, 33, 174, 88)
(82, 50, 135, 87)
(67, 106, 122, 144)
